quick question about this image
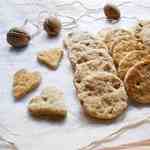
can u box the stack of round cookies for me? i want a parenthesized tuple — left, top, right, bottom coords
(97, 21, 150, 104)
(65, 31, 128, 120)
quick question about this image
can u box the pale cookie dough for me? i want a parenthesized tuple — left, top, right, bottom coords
(74, 59, 116, 89)
(69, 44, 111, 70)
(28, 86, 67, 118)
(13, 69, 41, 100)
(112, 38, 145, 67)
(77, 72, 128, 119)
(64, 31, 96, 49)
(37, 48, 63, 70)
(118, 50, 150, 80)
(124, 60, 150, 104)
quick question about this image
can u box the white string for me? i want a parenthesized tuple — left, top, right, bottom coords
(79, 115, 150, 150)
(0, 136, 18, 150)
(14, 0, 150, 32)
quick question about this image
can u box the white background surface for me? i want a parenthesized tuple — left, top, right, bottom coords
(1, 0, 150, 150)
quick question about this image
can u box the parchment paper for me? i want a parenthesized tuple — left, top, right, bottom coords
(1, 0, 150, 150)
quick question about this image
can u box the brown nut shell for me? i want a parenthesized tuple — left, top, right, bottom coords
(43, 17, 61, 37)
(7, 28, 30, 48)
(104, 4, 120, 20)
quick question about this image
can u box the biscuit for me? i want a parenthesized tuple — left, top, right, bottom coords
(124, 60, 150, 104)
(96, 27, 112, 41)
(112, 38, 145, 67)
(83, 90, 128, 120)
(37, 48, 63, 70)
(28, 86, 67, 118)
(104, 28, 134, 52)
(77, 39, 109, 53)
(133, 20, 150, 39)
(118, 50, 149, 80)
(69, 44, 111, 70)
(76, 72, 127, 104)
(74, 59, 116, 89)
(64, 31, 96, 49)
(77, 72, 128, 119)
(139, 26, 150, 48)
(13, 69, 41, 99)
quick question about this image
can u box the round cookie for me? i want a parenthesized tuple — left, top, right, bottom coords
(74, 59, 116, 89)
(139, 26, 150, 48)
(104, 28, 134, 51)
(76, 72, 127, 104)
(78, 39, 108, 53)
(112, 38, 145, 67)
(96, 27, 112, 41)
(118, 50, 149, 80)
(76, 72, 128, 119)
(133, 20, 150, 39)
(124, 60, 150, 104)
(69, 44, 111, 70)
(83, 90, 128, 120)
(64, 31, 96, 49)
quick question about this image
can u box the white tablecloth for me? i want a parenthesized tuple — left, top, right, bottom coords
(0, 0, 150, 150)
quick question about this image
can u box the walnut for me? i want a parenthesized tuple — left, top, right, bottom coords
(43, 17, 61, 37)
(7, 27, 31, 48)
(104, 4, 120, 21)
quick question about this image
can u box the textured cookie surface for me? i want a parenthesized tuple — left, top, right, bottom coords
(64, 31, 96, 48)
(77, 72, 128, 119)
(124, 60, 150, 104)
(118, 51, 149, 80)
(83, 90, 128, 120)
(28, 87, 67, 118)
(13, 69, 41, 99)
(37, 48, 63, 70)
(69, 44, 111, 70)
(140, 26, 150, 48)
(77, 39, 108, 53)
(133, 20, 150, 39)
(112, 38, 145, 67)
(103, 28, 134, 52)
(74, 59, 116, 89)
(76, 72, 127, 104)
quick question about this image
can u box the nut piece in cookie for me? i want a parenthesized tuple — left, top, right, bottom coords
(118, 50, 149, 80)
(37, 48, 63, 70)
(13, 69, 41, 100)
(28, 86, 67, 119)
(124, 60, 150, 104)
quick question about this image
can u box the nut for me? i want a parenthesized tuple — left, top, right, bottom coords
(104, 4, 120, 20)
(7, 27, 31, 48)
(43, 17, 61, 37)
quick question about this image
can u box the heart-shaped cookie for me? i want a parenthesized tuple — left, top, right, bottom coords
(13, 69, 41, 99)
(37, 48, 63, 70)
(28, 87, 67, 119)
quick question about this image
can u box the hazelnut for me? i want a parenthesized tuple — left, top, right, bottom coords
(43, 17, 61, 37)
(104, 4, 120, 20)
(7, 27, 31, 48)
